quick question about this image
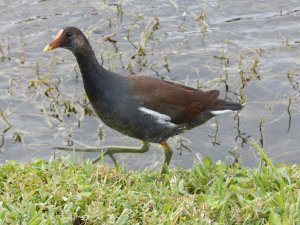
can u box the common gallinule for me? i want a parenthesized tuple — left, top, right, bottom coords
(44, 27, 242, 172)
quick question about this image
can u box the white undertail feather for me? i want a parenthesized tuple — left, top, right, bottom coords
(210, 110, 233, 115)
(138, 107, 177, 127)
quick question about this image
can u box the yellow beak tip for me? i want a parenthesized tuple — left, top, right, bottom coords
(43, 44, 52, 53)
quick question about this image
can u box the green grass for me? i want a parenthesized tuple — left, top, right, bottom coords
(0, 142, 299, 224)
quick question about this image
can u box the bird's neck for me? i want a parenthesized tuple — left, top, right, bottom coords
(73, 44, 107, 79)
(72, 44, 116, 107)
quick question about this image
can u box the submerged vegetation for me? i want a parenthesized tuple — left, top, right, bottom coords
(0, 141, 299, 224)
(1, 0, 299, 168)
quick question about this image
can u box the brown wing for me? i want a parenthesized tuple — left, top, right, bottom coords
(128, 76, 220, 124)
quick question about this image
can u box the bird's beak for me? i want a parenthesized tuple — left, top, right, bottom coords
(43, 29, 64, 52)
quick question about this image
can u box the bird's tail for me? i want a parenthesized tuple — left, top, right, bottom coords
(210, 100, 242, 115)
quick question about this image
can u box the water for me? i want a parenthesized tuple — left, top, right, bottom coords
(0, 0, 300, 170)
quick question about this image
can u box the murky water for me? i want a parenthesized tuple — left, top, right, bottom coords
(0, 0, 300, 169)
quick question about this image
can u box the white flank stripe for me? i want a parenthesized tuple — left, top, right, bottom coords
(138, 107, 177, 127)
(210, 110, 232, 115)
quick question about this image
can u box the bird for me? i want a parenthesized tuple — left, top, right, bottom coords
(43, 27, 242, 173)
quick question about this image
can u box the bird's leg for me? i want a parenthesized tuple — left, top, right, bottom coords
(53, 141, 150, 168)
(92, 141, 150, 165)
(160, 143, 173, 174)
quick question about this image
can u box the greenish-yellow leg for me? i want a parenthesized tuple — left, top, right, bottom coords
(53, 141, 150, 167)
(160, 143, 173, 174)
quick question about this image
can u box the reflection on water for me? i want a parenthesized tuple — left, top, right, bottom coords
(0, 0, 300, 169)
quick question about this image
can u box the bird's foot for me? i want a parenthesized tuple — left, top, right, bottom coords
(53, 141, 150, 169)
(52, 146, 118, 165)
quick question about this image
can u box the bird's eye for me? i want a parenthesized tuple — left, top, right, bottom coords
(65, 32, 73, 38)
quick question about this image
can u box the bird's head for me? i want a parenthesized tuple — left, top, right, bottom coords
(43, 27, 87, 54)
